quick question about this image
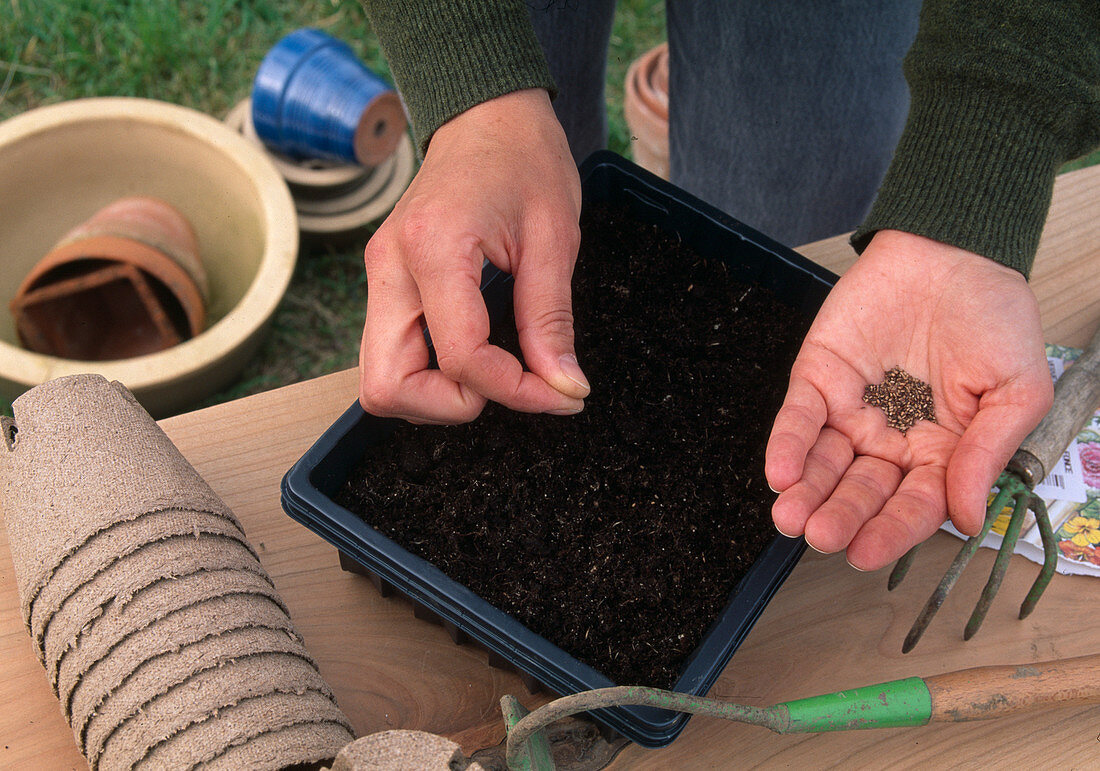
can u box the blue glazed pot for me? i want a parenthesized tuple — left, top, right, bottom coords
(252, 28, 405, 166)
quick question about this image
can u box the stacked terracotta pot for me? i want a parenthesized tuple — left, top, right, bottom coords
(623, 42, 670, 179)
(9, 197, 208, 361)
(225, 98, 414, 247)
(0, 375, 355, 770)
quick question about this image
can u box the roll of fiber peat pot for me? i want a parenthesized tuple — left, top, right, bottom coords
(252, 27, 406, 166)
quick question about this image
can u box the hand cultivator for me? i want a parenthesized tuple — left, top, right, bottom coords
(503, 653, 1100, 770)
(892, 325, 1100, 653)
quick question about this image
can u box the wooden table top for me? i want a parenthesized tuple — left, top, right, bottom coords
(2, 164, 1098, 769)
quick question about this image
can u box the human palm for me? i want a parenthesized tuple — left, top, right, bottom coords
(765, 230, 1052, 570)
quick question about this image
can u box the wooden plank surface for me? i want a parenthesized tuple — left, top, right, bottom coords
(1, 163, 1098, 769)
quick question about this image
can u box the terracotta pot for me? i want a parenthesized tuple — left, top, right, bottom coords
(52, 196, 207, 297)
(10, 197, 208, 361)
(0, 97, 298, 416)
(623, 42, 670, 179)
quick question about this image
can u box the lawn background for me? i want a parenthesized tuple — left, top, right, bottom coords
(1, 1, 1096, 415)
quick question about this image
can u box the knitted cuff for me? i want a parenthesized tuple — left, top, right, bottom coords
(362, 0, 556, 157)
(851, 88, 1062, 279)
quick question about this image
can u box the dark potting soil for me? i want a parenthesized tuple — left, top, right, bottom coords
(337, 203, 813, 688)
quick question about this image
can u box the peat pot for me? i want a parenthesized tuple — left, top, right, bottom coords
(0, 98, 298, 416)
(281, 152, 839, 747)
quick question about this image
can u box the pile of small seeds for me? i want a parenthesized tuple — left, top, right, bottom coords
(863, 366, 936, 434)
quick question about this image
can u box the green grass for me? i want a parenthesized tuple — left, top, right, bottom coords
(0, 0, 666, 415)
(0, 0, 391, 120)
(1061, 148, 1100, 174)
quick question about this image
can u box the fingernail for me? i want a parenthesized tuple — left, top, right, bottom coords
(558, 353, 591, 394)
(805, 540, 831, 555)
(548, 405, 584, 416)
(846, 558, 870, 573)
(774, 522, 798, 538)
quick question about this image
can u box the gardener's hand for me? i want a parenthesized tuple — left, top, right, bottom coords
(358, 88, 590, 423)
(765, 229, 1052, 571)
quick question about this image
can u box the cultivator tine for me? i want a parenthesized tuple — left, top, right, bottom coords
(887, 545, 919, 591)
(502, 694, 554, 771)
(1021, 496, 1058, 619)
(963, 490, 1030, 640)
(897, 502, 999, 654)
(890, 472, 1056, 653)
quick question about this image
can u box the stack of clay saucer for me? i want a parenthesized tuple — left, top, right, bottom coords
(225, 97, 415, 247)
(0, 374, 355, 770)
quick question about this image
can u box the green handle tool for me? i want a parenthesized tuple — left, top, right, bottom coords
(502, 653, 1100, 770)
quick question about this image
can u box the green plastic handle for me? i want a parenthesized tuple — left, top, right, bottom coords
(503, 678, 936, 769)
(779, 676, 933, 732)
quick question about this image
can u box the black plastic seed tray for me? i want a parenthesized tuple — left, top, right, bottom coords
(281, 151, 838, 747)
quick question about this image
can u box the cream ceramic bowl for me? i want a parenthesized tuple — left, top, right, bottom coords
(0, 98, 298, 416)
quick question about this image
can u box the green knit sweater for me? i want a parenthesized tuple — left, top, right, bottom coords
(361, 0, 1100, 277)
(852, 1, 1100, 276)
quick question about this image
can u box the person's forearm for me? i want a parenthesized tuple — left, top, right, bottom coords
(359, 0, 556, 156)
(852, 0, 1100, 277)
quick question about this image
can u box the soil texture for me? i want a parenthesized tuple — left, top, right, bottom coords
(337, 203, 813, 688)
